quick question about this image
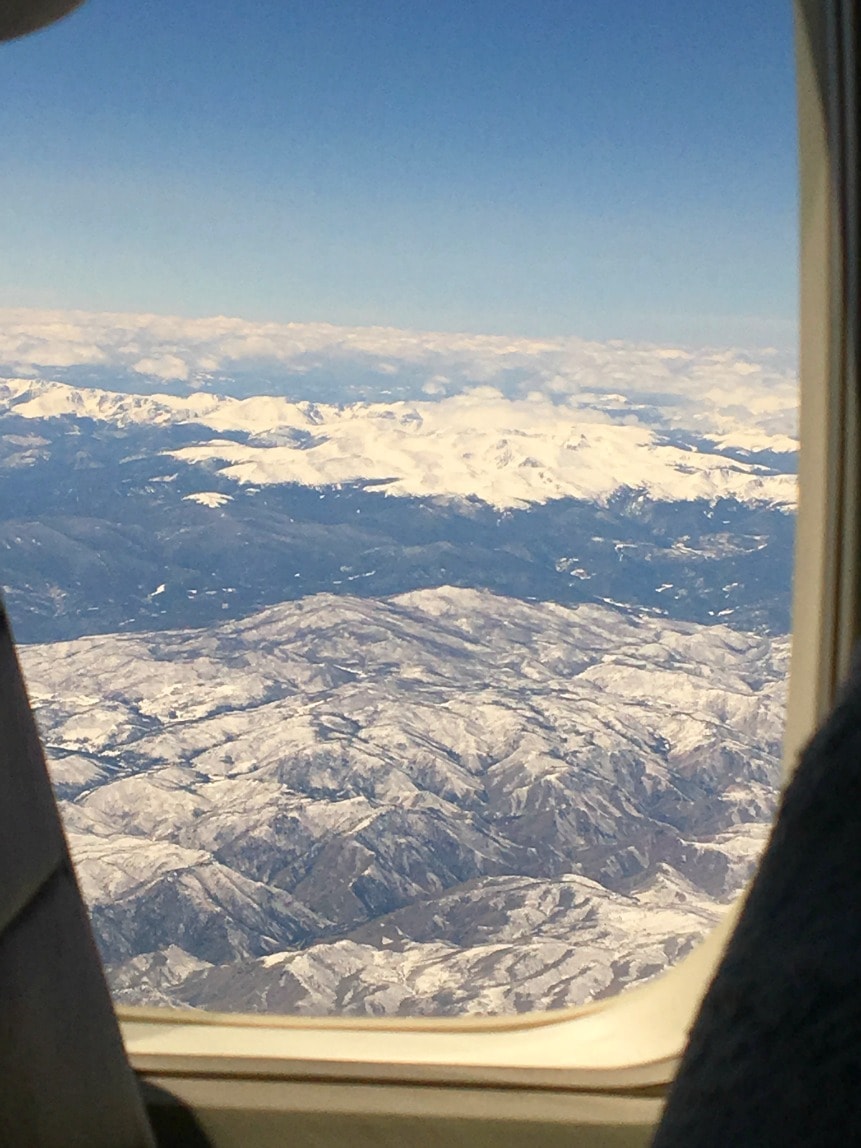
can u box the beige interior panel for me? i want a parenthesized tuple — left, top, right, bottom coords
(142, 1077, 662, 1148)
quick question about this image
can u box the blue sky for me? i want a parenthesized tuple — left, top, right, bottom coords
(0, 0, 797, 347)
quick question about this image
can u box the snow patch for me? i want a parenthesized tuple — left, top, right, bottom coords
(183, 491, 234, 509)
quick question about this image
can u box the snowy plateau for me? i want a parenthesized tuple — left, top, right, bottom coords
(0, 312, 798, 1015)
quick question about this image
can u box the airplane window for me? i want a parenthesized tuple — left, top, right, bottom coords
(0, 0, 797, 1017)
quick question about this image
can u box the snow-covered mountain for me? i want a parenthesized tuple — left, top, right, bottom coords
(0, 392, 795, 642)
(20, 588, 787, 1014)
(0, 376, 795, 510)
(108, 866, 733, 1015)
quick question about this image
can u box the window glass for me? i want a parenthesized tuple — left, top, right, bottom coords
(0, 0, 797, 1015)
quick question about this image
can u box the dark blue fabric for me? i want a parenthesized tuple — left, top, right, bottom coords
(652, 656, 861, 1146)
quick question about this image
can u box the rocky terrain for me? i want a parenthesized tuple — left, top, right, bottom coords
(20, 587, 787, 1014)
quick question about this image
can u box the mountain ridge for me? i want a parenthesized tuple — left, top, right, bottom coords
(19, 586, 787, 1013)
(1, 376, 796, 510)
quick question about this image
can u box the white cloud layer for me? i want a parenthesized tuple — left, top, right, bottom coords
(0, 307, 798, 450)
